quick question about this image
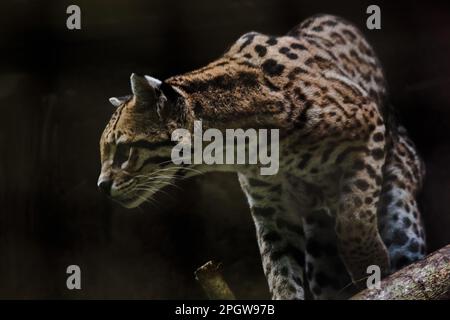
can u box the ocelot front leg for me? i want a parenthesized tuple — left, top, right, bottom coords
(336, 131, 390, 285)
(303, 208, 353, 299)
(238, 172, 306, 299)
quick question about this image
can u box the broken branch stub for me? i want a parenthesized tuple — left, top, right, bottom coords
(195, 261, 236, 300)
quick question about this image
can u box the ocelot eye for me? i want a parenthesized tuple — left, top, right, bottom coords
(114, 144, 131, 167)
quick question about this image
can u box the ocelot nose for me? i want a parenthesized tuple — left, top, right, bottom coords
(98, 179, 113, 196)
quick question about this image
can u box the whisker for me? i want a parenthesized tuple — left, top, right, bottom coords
(155, 155, 193, 166)
(134, 185, 175, 200)
(137, 176, 182, 191)
(336, 275, 370, 296)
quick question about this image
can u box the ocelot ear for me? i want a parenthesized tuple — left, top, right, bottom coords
(130, 73, 161, 102)
(130, 73, 168, 119)
(144, 75, 162, 88)
(108, 96, 128, 107)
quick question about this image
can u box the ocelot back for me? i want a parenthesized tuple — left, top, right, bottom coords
(98, 14, 426, 299)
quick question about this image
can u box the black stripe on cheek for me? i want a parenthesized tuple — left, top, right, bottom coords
(126, 147, 140, 168)
(139, 156, 173, 170)
(127, 140, 174, 151)
(150, 156, 173, 166)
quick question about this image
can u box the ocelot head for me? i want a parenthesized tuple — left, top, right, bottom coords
(98, 73, 191, 208)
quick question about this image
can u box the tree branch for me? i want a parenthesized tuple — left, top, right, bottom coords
(351, 244, 450, 300)
(194, 245, 450, 300)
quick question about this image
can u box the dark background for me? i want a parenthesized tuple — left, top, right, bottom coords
(0, 0, 449, 299)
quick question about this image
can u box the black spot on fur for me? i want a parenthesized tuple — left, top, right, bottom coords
(408, 240, 420, 253)
(287, 66, 308, 80)
(335, 146, 367, 164)
(375, 176, 383, 185)
(393, 229, 409, 246)
(294, 100, 313, 129)
(331, 32, 346, 44)
(293, 276, 303, 286)
(371, 148, 384, 160)
(355, 179, 369, 191)
(238, 33, 256, 52)
(293, 87, 307, 101)
(298, 153, 312, 170)
(280, 266, 289, 277)
(321, 20, 338, 27)
(290, 43, 308, 51)
(342, 29, 357, 41)
(279, 47, 290, 54)
(353, 197, 362, 206)
(353, 159, 365, 170)
(365, 165, 377, 179)
(270, 250, 284, 261)
(403, 217, 412, 228)
(262, 59, 285, 76)
(304, 57, 315, 66)
(372, 132, 384, 142)
(321, 146, 335, 164)
(264, 78, 281, 92)
(290, 245, 306, 266)
(255, 45, 267, 57)
(270, 244, 305, 266)
(266, 37, 278, 46)
(312, 26, 323, 32)
(287, 284, 297, 293)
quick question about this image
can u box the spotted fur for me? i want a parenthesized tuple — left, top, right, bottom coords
(98, 14, 426, 299)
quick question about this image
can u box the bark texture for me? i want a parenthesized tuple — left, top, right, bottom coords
(196, 245, 450, 300)
(195, 261, 236, 300)
(351, 244, 450, 300)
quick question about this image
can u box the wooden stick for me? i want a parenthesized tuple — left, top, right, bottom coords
(195, 261, 236, 300)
